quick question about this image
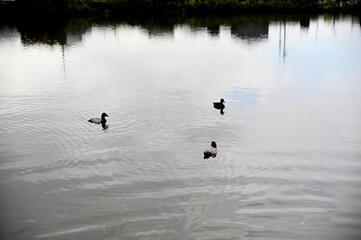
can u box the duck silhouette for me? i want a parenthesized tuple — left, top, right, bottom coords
(88, 113, 109, 124)
(213, 99, 225, 114)
(203, 141, 218, 159)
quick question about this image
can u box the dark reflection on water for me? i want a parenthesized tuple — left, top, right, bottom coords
(1, 13, 361, 240)
(2, 14, 349, 47)
(102, 122, 109, 130)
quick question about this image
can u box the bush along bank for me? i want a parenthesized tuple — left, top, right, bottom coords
(2, 0, 361, 16)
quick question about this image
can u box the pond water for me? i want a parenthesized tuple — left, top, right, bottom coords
(0, 14, 361, 240)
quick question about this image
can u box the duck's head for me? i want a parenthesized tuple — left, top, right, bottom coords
(220, 99, 225, 103)
(101, 113, 109, 119)
(211, 141, 217, 148)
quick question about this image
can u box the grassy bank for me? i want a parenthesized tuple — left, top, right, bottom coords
(1, 0, 361, 16)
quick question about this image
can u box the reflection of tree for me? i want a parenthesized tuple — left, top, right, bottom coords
(14, 16, 92, 46)
(229, 15, 269, 41)
(300, 15, 310, 29)
(18, 18, 67, 46)
(0, 26, 18, 41)
(147, 26, 174, 38)
(185, 17, 221, 36)
(185, 15, 270, 41)
(1, 14, 356, 48)
(141, 18, 175, 38)
(279, 21, 287, 63)
(274, 15, 316, 63)
(7, 16, 93, 74)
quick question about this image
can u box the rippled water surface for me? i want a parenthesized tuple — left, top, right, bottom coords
(1, 14, 361, 240)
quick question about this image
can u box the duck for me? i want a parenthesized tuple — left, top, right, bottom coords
(88, 112, 109, 124)
(203, 141, 218, 159)
(213, 99, 225, 109)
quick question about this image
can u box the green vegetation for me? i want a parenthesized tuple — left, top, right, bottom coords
(2, 0, 361, 16)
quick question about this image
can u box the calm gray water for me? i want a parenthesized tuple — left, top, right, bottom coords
(0, 14, 361, 240)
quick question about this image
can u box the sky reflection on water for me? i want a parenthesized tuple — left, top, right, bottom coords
(0, 14, 361, 240)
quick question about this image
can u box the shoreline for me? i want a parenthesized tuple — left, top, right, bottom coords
(1, 0, 360, 17)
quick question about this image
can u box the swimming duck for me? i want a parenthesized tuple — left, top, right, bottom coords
(203, 141, 218, 159)
(213, 99, 225, 109)
(88, 113, 109, 124)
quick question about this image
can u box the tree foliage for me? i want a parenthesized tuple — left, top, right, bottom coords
(10, 0, 361, 15)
